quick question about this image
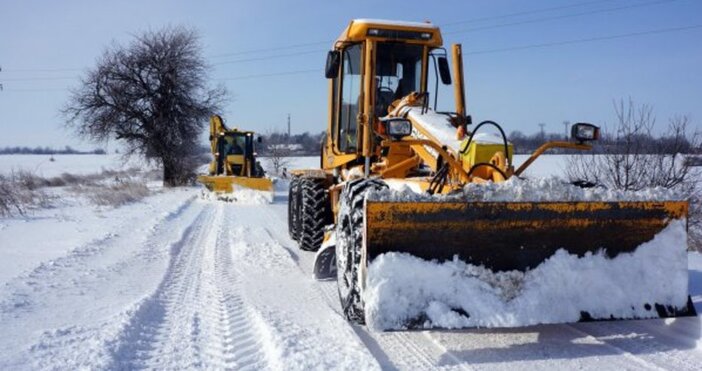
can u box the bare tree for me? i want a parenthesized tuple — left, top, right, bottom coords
(567, 99, 701, 249)
(266, 142, 292, 177)
(63, 27, 225, 186)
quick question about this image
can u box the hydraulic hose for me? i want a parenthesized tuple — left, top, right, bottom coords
(459, 120, 510, 167)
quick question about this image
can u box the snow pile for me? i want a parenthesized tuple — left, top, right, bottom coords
(200, 189, 272, 204)
(363, 220, 689, 330)
(369, 176, 684, 202)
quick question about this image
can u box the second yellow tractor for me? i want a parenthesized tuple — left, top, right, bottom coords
(198, 114, 273, 194)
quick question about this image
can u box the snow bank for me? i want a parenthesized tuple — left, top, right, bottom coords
(364, 220, 689, 330)
(369, 176, 684, 202)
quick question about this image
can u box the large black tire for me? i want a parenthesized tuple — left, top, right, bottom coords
(298, 177, 332, 251)
(287, 177, 301, 241)
(336, 178, 388, 324)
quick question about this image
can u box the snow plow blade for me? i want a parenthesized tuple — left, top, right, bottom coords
(365, 200, 687, 270)
(197, 175, 273, 192)
(364, 200, 696, 318)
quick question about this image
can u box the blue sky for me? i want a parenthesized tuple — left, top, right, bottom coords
(1, 0, 701, 149)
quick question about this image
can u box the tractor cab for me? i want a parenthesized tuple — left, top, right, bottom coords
(323, 19, 457, 167)
(215, 131, 263, 177)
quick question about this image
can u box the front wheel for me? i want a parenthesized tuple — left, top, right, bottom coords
(336, 178, 388, 324)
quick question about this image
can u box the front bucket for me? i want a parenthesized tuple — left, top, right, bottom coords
(198, 175, 274, 192)
(365, 200, 688, 271)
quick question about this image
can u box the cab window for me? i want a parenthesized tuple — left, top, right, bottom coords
(338, 43, 362, 153)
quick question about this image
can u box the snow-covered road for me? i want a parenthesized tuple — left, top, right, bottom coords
(1, 185, 701, 370)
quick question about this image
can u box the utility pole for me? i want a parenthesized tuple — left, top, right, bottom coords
(0, 65, 3, 91)
(563, 120, 571, 140)
(538, 123, 546, 138)
(287, 114, 291, 139)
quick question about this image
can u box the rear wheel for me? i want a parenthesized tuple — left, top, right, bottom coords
(298, 177, 332, 251)
(336, 178, 388, 324)
(287, 177, 301, 241)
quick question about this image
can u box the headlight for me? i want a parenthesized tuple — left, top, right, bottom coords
(571, 123, 600, 143)
(382, 118, 412, 140)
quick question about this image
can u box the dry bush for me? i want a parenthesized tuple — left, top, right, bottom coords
(567, 99, 702, 250)
(85, 181, 150, 207)
(15, 167, 148, 190)
(13, 170, 50, 190)
(0, 174, 55, 216)
(0, 175, 24, 216)
(1, 167, 155, 215)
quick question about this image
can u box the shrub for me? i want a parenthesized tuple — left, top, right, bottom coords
(85, 181, 150, 207)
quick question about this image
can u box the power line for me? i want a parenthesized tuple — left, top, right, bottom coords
(217, 68, 321, 81)
(209, 40, 331, 59)
(441, 0, 615, 27)
(445, 0, 680, 35)
(0, 76, 78, 82)
(2, 87, 70, 92)
(463, 23, 702, 55)
(212, 49, 324, 66)
(1, 67, 83, 73)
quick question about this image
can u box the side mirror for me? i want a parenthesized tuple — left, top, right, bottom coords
(571, 123, 600, 143)
(325, 50, 340, 79)
(257, 136, 263, 143)
(438, 57, 451, 85)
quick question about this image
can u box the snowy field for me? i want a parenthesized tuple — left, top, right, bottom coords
(0, 154, 701, 370)
(0, 154, 148, 177)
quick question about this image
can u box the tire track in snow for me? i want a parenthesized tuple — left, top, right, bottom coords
(309, 270, 445, 370)
(107, 202, 275, 370)
(107, 205, 216, 369)
(213, 210, 275, 370)
(566, 320, 702, 371)
(4, 194, 203, 369)
(258, 203, 450, 370)
(0, 195, 198, 315)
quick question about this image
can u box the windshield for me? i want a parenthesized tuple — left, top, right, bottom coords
(222, 134, 248, 155)
(374, 43, 423, 117)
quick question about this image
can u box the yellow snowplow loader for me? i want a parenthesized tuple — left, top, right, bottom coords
(287, 19, 695, 326)
(197, 115, 273, 193)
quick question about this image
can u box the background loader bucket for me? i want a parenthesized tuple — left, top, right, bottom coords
(198, 175, 273, 192)
(365, 200, 688, 271)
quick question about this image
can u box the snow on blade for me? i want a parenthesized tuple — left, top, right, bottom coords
(369, 176, 685, 202)
(364, 220, 689, 331)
